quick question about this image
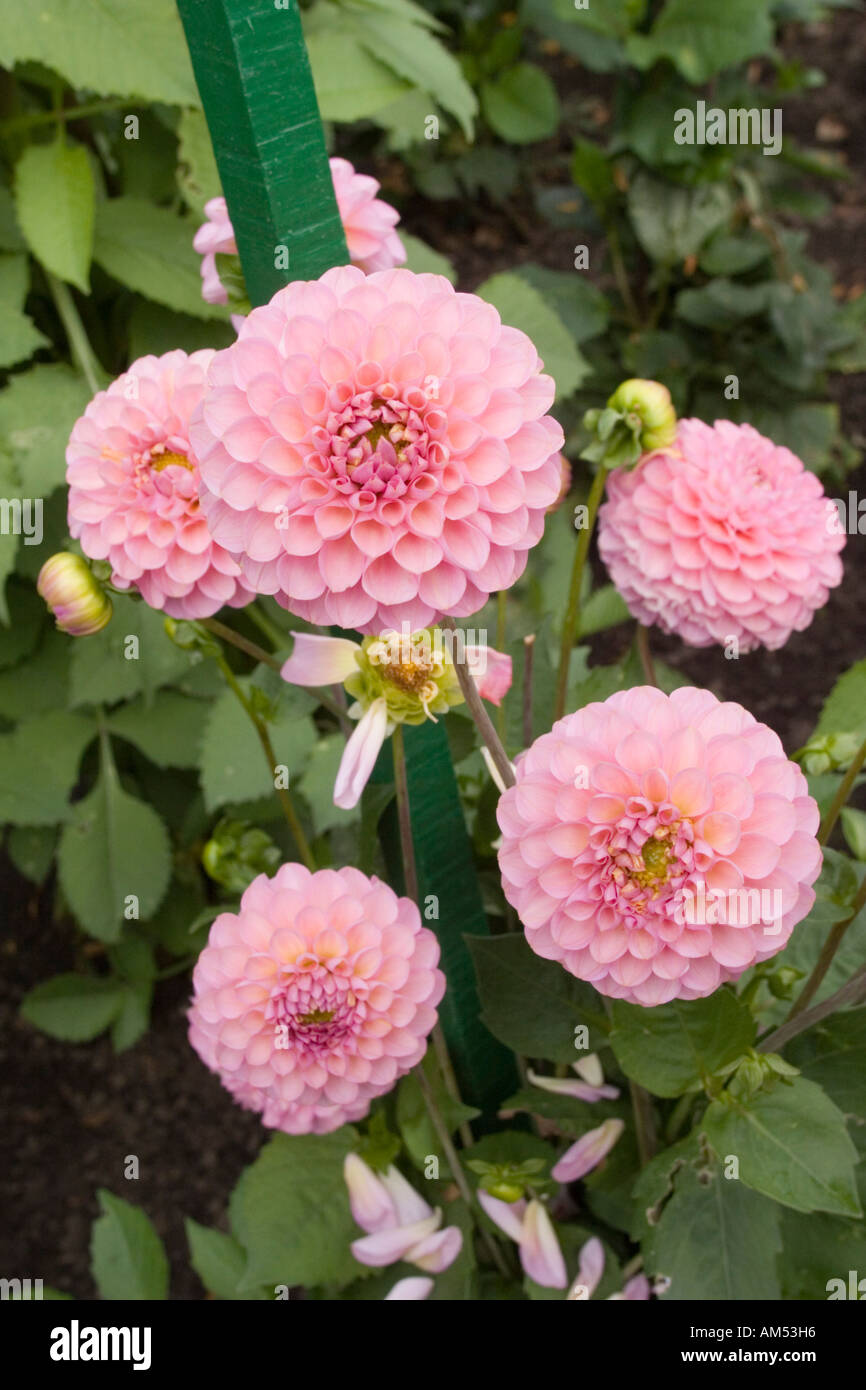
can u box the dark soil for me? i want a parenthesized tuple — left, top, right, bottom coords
(2, 11, 866, 1300)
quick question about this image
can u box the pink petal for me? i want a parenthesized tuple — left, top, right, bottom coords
(281, 632, 359, 687)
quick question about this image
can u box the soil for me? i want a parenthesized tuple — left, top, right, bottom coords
(2, 12, 865, 1300)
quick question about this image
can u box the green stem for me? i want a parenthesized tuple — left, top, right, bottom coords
(818, 732, 866, 846)
(606, 222, 640, 330)
(247, 601, 290, 650)
(554, 465, 608, 722)
(664, 1091, 695, 1145)
(636, 623, 657, 686)
(758, 963, 866, 1055)
(1, 98, 131, 134)
(442, 617, 514, 790)
(201, 616, 348, 724)
(629, 1079, 658, 1167)
(215, 653, 316, 871)
(783, 872, 866, 1023)
(522, 633, 535, 749)
(45, 272, 103, 395)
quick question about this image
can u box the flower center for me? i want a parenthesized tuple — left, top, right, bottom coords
(588, 803, 697, 928)
(151, 449, 193, 472)
(266, 963, 365, 1058)
(316, 386, 448, 499)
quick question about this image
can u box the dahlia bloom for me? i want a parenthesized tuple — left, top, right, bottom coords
(281, 628, 512, 809)
(66, 351, 252, 619)
(37, 552, 112, 636)
(552, 1118, 624, 1182)
(193, 159, 404, 307)
(188, 864, 444, 1134)
(497, 685, 821, 1007)
(478, 1193, 567, 1289)
(597, 419, 844, 652)
(344, 1155, 462, 1273)
(190, 265, 564, 633)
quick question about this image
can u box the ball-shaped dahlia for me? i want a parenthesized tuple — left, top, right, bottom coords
(66, 350, 252, 619)
(188, 864, 445, 1134)
(190, 265, 564, 632)
(597, 419, 844, 652)
(497, 685, 821, 1007)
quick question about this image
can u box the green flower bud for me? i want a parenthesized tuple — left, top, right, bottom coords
(607, 378, 677, 453)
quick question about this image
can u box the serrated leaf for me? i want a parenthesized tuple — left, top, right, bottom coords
(57, 748, 171, 942)
(14, 140, 94, 291)
(304, 30, 407, 122)
(107, 690, 206, 769)
(347, 11, 477, 137)
(0, 0, 199, 106)
(199, 679, 313, 812)
(628, 172, 733, 267)
(814, 659, 866, 743)
(90, 1190, 169, 1300)
(229, 1129, 360, 1291)
(0, 709, 94, 825)
(703, 1078, 862, 1217)
(297, 732, 358, 835)
(0, 364, 91, 496)
(69, 597, 193, 707)
(467, 932, 607, 1063)
(475, 271, 589, 399)
(177, 108, 222, 215)
(94, 198, 227, 321)
(610, 990, 755, 1097)
(20, 973, 124, 1042)
(626, 0, 775, 83)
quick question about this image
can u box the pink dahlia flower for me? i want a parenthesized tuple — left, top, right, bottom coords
(66, 351, 252, 619)
(497, 685, 821, 1006)
(190, 265, 564, 633)
(193, 160, 404, 306)
(597, 419, 844, 652)
(188, 864, 445, 1134)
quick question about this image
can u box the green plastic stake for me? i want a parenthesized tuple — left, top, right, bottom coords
(177, 0, 517, 1111)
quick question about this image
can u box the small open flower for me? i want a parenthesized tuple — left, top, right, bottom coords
(37, 552, 112, 636)
(552, 1118, 624, 1183)
(345, 1154, 462, 1273)
(281, 628, 512, 809)
(567, 1237, 651, 1300)
(478, 1191, 567, 1289)
(528, 1060, 619, 1104)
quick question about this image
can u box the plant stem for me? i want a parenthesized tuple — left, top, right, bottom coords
(554, 464, 608, 721)
(664, 1091, 695, 1145)
(247, 601, 290, 650)
(46, 272, 103, 395)
(636, 623, 657, 686)
(783, 872, 866, 1023)
(1, 98, 131, 133)
(629, 1079, 658, 1167)
(606, 222, 640, 330)
(201, 616, 348, 724)
(215, 654, 316, 871)
(758, 963, 866, 1055)
(818, 732, 866, 846)
(442, 617, 514, 789)
(522, 633, 535, 749)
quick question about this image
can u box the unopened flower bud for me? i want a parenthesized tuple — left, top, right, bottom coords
(607, 378, 677, 453)
(36, 553, 112, 637)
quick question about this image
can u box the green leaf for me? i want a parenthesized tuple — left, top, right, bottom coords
(814, 658, 866, 744)
(0, 364, 91, 496)
(787, 1008, 866, 1143)
(14, 140, 94, 292)
(107, 690, 206, 769)
(703, 1077, 862, 1217)
(298, 732, 358, 835)
(398, 231, 456, 284)
(610, 990, 755, 1097)
(515, 264, 610, 345)
(578, 583, 630, 637)
(345, 9, 477, 137)
(177, 108, 222, 215)
(304, 30, 408, 122)
(185, 1219, 268, 1301)
(841, 807, 866, 861)
(0, 710, 94, 825)
(475, 271, 589, 400)
(0, 628, 70, 721)
(779, 1201, 866, 1300)
(0, 0, 199, 105)
(675, 278, 770, 330)
(480, 63, 559, 145)
(69, 597, 192, 707)
(644, 1158, 783, 1299)
(0, 186, 25, 252)
(199, 680, 313, 811)
(57, 746, 172, 943)
(6, 823, 56, 884)
(571, 138, 616, 213)
(0, 253, 49, 369)
(626, 0, 775, 83)
(90, 1190, 169, 1300)
(111, 982, 153, 1053)
(20, 973, 124, 1042)
(628, 172, 733, 266)
(467, 932, 607, 1063)
(94, 198, 226, 321)
(229, 1129, 360, 1291)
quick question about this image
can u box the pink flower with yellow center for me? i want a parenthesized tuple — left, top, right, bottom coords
(597, 419, 844, 652)
(189, 265, 564, 633)
(497, 685, 821, 1006)
(188, 864, 444, 1135)
(66, 350, 253, 619)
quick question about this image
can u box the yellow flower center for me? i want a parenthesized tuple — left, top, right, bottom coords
(152, 450, 193, 472)
(297, 1008, 335, 1025)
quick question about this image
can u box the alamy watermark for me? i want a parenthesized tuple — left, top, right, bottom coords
(674, 100, 782, 157)
(0, 497, 42, 545)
